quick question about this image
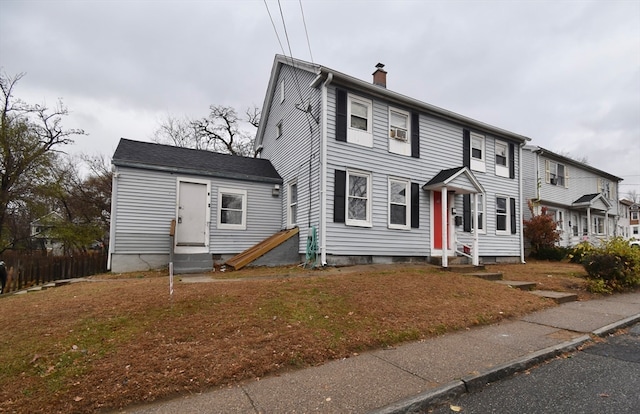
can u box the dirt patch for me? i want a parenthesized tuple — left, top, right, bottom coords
(0, 261, 590, 413)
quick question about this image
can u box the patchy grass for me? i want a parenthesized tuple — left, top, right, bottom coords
(0, 262, 590, 413)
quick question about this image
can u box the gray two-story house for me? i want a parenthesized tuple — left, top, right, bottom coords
(255, 55, 531, 267)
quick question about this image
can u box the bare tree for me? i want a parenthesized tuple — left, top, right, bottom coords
(626, 189, 638, 203)
(153, 105, 260, 157)
(0, 71, 85, 252)
(556, 150, 589, 165)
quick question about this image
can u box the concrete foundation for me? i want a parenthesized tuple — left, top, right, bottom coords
(110, 254, 169, 273)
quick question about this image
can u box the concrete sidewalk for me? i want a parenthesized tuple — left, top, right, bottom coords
(119, 292, 640, 414)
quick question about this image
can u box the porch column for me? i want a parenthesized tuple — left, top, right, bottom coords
(587, 207, 591, 242)
(605, 211, 610, 239)
(442, 186, 448, 268)
(472, 192, 479, 266)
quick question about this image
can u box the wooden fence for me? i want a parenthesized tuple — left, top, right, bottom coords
(0, 252, 107, 294)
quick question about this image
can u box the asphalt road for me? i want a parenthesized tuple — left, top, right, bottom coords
(429, 323, 640, 414)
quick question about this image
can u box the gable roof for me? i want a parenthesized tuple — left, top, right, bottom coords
(423, 166, 485, 194)
(256, 54, 532, 148)
(572, 193, 612, 211)
(113, 139, 282, 184)
(524, 145, 622, 182)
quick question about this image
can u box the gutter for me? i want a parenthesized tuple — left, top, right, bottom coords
(519, 142, 526, 264)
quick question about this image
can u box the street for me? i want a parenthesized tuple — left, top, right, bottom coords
(430, 323, 640, 414)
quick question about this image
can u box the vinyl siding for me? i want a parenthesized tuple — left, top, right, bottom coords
(260, 65, 322, 253)
(113, 167, 281, 255)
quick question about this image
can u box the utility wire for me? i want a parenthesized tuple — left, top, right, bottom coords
(299, 0, 314, 64)
(263, 0, 286, 55)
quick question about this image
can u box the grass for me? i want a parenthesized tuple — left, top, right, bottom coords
(0, 261, 594, 413)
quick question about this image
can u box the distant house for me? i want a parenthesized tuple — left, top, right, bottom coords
(619, 199, 632, 239)
(621, 199, 640, 240)
(30, 211, 64, 255)
(521, 146, 622, 247)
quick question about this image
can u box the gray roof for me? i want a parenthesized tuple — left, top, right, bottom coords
(573, 193, 601, 204)
(113, 139, 282, 184)
(424, 167, 466, 187)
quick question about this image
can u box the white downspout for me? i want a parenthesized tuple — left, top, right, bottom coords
(519, 143, 526, 264)
(320, 73, 333, 266)
(107, 166, 119, 270)
(441, 186, 448, 268)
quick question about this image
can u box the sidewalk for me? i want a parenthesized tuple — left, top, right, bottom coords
(119, 292, 640, 414)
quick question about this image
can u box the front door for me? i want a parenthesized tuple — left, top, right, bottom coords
(176, 180, 210, 251)
(433, 191, 452, 251)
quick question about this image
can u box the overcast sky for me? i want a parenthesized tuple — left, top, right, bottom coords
(1, 0, 639, 198)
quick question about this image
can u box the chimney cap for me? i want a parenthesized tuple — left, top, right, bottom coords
(375, 63, 385, 70)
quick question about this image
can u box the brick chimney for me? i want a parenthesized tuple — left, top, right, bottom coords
(372, 63, 387, 88)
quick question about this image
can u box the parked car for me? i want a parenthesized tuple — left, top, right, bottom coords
(630, 240, 640, 249)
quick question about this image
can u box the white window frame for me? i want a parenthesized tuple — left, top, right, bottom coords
(280, 79, 285, 103)
(571, 213, 579, 237)
(545, 160, 567, 187)
(217, 188, 247, 230)
(388, 177, 410, 230)
(495, 195, 509, 235)
(346, 169, 372, 227)
(276, 121, 282, 138)
(471, 193, 486, 233)
(593, 216, 605, 235)
(388, 107, 411, 156)
(287, 180, 298, 228)
(470, 132, 486, 173)
(347, 94, 373, 147)
(494, 140, 509, 178)
(632, 211, 639, 221)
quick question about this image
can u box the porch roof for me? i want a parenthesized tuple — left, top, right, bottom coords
(422, 166, 485, 195)
(572, 193, 612, 211)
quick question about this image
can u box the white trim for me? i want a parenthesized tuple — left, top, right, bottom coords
(471, 192, 486, 234)
(495, 195, 509, 235)
(346, 169, 372, 227)
(347, 93, 373, 147)
(287, 179, 298, 228)
(470, 132, 486, 173)
(280, 79, 285, 103)
(175, 177, 211, 254)
(388, 177, 411, 230)
(217, 188, 247, 230)
(388, 107, 411, 156)
(494, 140, 509, 178)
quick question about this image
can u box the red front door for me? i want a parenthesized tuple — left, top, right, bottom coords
(433, 191, 450, 250)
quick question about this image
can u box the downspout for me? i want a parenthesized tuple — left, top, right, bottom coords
(519, 143, 526, 264)
(441, 186, 448, 268)
(106, 166, 119, 270)
(320, 72, 333, 266)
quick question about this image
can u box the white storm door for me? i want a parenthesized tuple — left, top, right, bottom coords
(176, 180, 210, 250)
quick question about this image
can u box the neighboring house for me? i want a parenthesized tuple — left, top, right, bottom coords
(522, 146, 622, 248)
(30, 211, 64, 255)
(108, 139, 285, 273)
(255, 55, 531, 268)
(627, 200, 640, 240)
(619, 199, 632, 239)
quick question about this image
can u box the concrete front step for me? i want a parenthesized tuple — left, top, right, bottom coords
(529, 290, 578, 304)
(494, 280, 537, 291)
(442, 264, 486, 273)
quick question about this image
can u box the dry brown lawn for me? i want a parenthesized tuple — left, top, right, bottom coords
(0, 261, 591, 413)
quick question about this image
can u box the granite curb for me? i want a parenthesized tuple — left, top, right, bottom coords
(370, 314, 640, 414)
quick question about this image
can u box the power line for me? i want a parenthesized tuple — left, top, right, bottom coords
(263, 0, 285, 55)
(298, 0, 314, 64)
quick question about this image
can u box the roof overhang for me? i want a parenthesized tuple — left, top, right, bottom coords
(572, 193, 612, 212)
(423, 167, 485, 194)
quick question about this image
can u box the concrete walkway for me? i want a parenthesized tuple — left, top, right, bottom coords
(119, 292, 640, 414)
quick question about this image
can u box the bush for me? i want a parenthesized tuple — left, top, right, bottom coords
(582, 237, 640, 293)
(523, 202, 561, 256)
(568, 241, 594, 263)
(531, 246, 568, 261)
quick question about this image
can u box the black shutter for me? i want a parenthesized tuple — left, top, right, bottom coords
(334, 170, 346, 223)
(463, 194, 471, 232)
(411, 183, 419, 228)
(509, 143, 515, 179)
(411, 112, 420, 158)
(335, 89, 347, 142)
(510, 197, 517, 234)
(463, 129, 470, 168)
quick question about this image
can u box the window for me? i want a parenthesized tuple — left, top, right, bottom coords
(495, 140, 509, 177)
(633, 226, 639, 235)
(598, 178, 615, 200)
(276, 121, 282, 138)
(346, 170, 372, 227)
(218, 189, 247, 230)
(388, 178, 410, 229)
(280, 80, 285, 103)
(582, 217, 589, 236)
(389, 109, 409, 141)
(496, 196, 508, 233)
(571, 214, 578, 237)
(471, 193, 485, 232)
(593, 216, 605, 235)
(546, 161, 566, 187)
(632, 211, 639, 221)
(470, 132, 486, 172)
(345, 94, 373, 147)
(288, 180, 297, 228)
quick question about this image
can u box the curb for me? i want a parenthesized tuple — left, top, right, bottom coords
(370, 314, 640, 414)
